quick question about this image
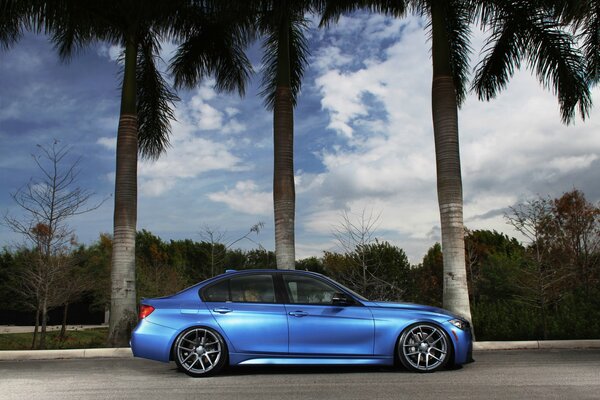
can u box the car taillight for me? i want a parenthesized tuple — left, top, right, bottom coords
(139, 304, 155, 319)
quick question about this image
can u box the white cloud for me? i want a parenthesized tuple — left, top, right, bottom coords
(138, 135, 246, 197)
(186, 82, 248, 134)
(193, 101, 224, 131)
(208, 180, 272, 215)
(297, 13, 600, 262)
(137, 86, 252, 197)
(96, 136, 116, 150)
(546, 154, 599, 173)
(97, 44, 122, 62)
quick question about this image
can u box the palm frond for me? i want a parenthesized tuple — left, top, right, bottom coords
(474, 1, 591, 123)
(43, 0, 114, 61)
(259, 10, 309, 110)
(136, 34, 179, 160)
(425, 0, 473, 107)
(319, 0, 408, 27)
(526, 15, 591, 122)
(472, 16, 522, 102)
(443, 0, 473, 106)
(0, 0, 28, 49)
(579, 1, 600, 84)
(170, 9, 253, 97)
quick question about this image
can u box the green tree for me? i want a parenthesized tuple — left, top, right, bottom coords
(136, 230, 189, 299)
(77, 234, 112, 314)
(296, 256, 326, 274)
(324, 240, 410, 301)
(464, 229, 524, 302)
(410, 243, 444, 307)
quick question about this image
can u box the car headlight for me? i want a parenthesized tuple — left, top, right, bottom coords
(449, 319, 469, 330)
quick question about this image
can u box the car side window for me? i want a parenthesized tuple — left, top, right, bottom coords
(203, 279, 229, 302)
(230, 274, 276, 303)
(204, 275, 276, 303)
(283, 275, 339, 305)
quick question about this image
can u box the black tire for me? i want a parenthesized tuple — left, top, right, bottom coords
(397, 323, 451, 373)
(173, 327, 228, 377)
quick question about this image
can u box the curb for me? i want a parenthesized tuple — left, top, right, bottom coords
(0, 347, 132, 361)
(473, 340, 600, 351)
(1, 340, 599, 361)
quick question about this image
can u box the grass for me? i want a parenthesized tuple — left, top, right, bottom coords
(0, 328, 110, 351)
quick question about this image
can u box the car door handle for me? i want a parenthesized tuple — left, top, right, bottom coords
(213, 308, 232, 314)
(288, 311, 308, 317)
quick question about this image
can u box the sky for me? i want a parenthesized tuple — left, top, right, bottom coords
(1, 13, 599, 264)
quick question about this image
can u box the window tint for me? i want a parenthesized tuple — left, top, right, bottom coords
(230, 274, 276, 303)
(204, 279, 229, 302)
(283, 275, 339, 305)
(204, 274, 276, 303)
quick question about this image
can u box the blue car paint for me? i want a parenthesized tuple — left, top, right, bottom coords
(285, 303, 374, 356)
(207, 301, 288, 354)
(131, 269, 473, 368)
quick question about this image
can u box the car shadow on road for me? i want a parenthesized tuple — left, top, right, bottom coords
(220, 365, 401, 376)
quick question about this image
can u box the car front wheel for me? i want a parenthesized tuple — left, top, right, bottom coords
(398, 323, 451, 372)
(174, 327, 227, 377)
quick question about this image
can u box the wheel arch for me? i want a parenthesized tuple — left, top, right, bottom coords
(169, 323, 231, 362)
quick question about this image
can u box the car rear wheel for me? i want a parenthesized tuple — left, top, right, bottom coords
(398, 323, 450, 373)
(174, 327, 227, 377)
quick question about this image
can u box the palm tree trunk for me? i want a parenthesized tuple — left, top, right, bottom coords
(431, 0, 472, 322)
(108, 37, 139, 346)
(273, 19, 296, 270)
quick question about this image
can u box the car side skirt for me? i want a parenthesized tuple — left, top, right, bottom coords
(230, 353, 394, 366)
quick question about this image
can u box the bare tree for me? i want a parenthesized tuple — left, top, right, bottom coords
(3, 141, 104, 349)
(327, 209, 410, 301)
(199, 222, 265, 276)
(332, 209, 381, 295)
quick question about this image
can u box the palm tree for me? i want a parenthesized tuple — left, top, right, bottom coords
(255, 0, 313, 270)
(40, 0, 254, 345)
(321, 0, 590, 322)
(39, 0, 181, 346)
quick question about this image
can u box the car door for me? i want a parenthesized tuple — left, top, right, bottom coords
(282, 273, 374, 356)
(203, 273, 288, 354)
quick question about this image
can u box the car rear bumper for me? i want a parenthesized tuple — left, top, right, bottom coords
(131, 319, 177, 363)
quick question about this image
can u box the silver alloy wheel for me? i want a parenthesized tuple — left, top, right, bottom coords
(400, 324, 448, 371)
(176, 328, 222, 375)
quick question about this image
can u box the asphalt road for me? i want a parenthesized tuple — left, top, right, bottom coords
(1, 350, 599, 400)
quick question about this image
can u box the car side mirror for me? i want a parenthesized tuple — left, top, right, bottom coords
(332, 292, 352, 306)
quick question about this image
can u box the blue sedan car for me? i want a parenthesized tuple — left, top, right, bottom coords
(131, 269, 473, 377)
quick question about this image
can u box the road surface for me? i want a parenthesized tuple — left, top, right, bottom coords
(1, 350, 599, 399)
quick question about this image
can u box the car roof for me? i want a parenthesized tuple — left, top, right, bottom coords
(220, 269, 323, 276)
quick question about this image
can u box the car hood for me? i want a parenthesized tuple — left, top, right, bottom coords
(366, 301, 458, 318)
